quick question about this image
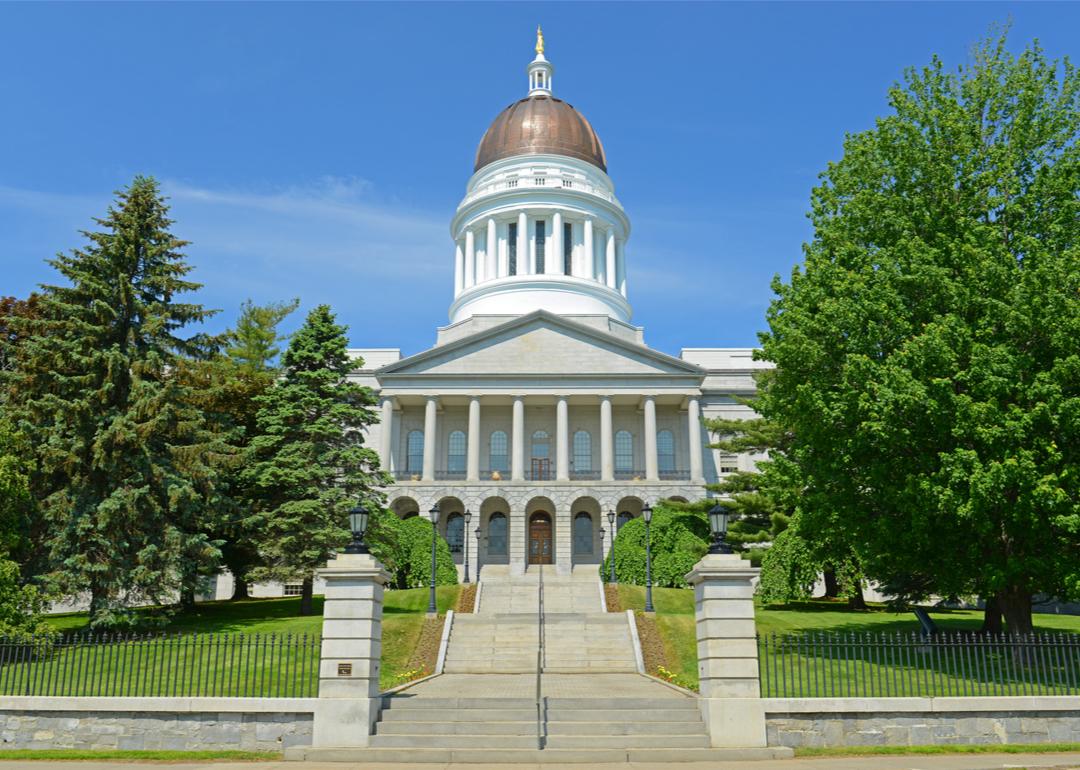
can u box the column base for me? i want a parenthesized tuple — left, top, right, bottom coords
(312, 697, 381, 747)
(698, 698, 767, 748)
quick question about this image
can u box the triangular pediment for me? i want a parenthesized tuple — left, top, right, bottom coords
(378, 311, 703, 379)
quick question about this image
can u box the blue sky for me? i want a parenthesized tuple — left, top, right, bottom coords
(1, 2, 1075, 358)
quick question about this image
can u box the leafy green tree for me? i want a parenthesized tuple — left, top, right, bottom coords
(0, 559, 52, 639)
(0, 420, 33, 564)
(0, 295, 39, 377)
(601, 501, 709, 588)
(228, 298, 299, 372)
(756, 31, 1080, 633)
(244, 304, 387, 615)
(3, 176, 222, 627)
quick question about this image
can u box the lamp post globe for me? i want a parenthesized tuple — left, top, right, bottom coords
(427, 504, 440, 614)
(642, 503, 654, 613)
(345, 502, 370, 555)
(707, 503, 733, 554)
(463, 509, 473, 584)
(606, 510, 617, 584)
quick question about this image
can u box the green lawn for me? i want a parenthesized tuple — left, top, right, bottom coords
(5, 586, 461, 697)
(616, 585, 1080, 696)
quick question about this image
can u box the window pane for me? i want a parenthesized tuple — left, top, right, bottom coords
(489, 430, 508, 472)
(573, 512, 593, 554)
(448, 430, 466, 472)
(407, 430, 424, 472)
(488, 513, 507, 555)
(658, 429, 675, 472)
(573, 430, 591, 471)
(535, 220, 546, 273)
(615, 430, 633, 471)
(563, 222, 573, 275)
(446, 513, 464, 554)
(508, 223, 517, 276)
(532, 430, 549, 459)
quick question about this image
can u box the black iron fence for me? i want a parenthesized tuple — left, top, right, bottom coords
(0, 632, 321, 698)
(758, 632, 1080, 698)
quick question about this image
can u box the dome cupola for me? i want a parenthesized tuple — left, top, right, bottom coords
(448, 29, 631, 325)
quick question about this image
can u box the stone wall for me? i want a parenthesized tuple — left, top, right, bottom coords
(765, 698, 1080, 748)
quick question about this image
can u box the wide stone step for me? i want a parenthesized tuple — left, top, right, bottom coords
(379, 708, 536, 722)
(381, 696, 699, 711)
(544, 734, 711, 749)
(545, 720, 706, 736)
(377, 721, 536, 735)
(371, 734, 539, 749)
(285, 746, 795, 763)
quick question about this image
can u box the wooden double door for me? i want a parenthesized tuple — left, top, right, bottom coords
(528, 512, 553, 565)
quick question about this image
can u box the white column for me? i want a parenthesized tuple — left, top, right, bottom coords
(688, 397, 704, 483)
(600, 396, 613, 481)
(379, 397, 394, 473)
(312, 552, 390, 747)
(550, 212, 562, 275)
(605, 229, 617, 290)
(464, 229, 475, 289)
(686, 555, 767, 747)
(528, 215, 537, 274)
(511, 396, 525, 481)
(584, 218, 594, 281)
(517, 212, 528, 275)
(644, 396, 658, 481)
(497, 223, 509, 277)
(453, 240, 464, 295)
(556, 396, 569, 481)
(422, 396, 437, 482)
(467, 397, 481, 482)
(486, 218, 497, 282)
(616, 237, 627, 297)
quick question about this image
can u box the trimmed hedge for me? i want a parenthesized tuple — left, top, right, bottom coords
(600, 502, 709, 588)
(368, 511, 457, 589)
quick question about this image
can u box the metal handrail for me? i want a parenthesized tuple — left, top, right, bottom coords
(536, 563, 544, 750)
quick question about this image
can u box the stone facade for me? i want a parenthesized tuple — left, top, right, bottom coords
(0, 710, 312, 751)
(766, 711, 1080, 748)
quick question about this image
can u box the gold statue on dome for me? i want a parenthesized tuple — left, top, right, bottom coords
(536, 25, 545, 56)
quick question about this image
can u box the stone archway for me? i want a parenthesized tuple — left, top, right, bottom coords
(524, 496, 556, 569)
(615, 495, 644, 536)
(479, 496, 511, 568)
(390, 496, 420, 519)
(570, 496, 602, 566)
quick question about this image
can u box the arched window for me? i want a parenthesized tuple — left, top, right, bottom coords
(531, 430, 551, 480)
(402, 511, 418, 520)
(447, 430, 466, 474)
(573, 512, 594, 554)
(615, 430, 633, 472)
(617, 511, 634, 531)
(446, 512, 464, 554)
(487, 513, 507, 556)
(489, 430, 508, 473)
(657, 429, 675, 473)
(407, 430, 424, 472)
(573, 430, 592, 472)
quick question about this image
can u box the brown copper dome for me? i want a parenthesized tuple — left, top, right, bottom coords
(474, 95, 607, 173)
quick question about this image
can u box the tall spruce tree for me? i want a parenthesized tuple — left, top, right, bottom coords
(4, 177, 221, 626)
(244, 304, 386, 615)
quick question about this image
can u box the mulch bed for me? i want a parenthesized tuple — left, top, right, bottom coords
(633, 610, 668, 677)
(604, 584, 622, 612)
(456, 583, 477, 613)
(406, 614, 445, 680)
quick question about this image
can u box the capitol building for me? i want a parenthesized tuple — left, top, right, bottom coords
(346, 33, 767, 578)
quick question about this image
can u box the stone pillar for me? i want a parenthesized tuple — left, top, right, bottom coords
(550, 211, 562, 275)
(497, 223, 509, 277)
(487, 218, 497, 282)
(517, 212, 528, 274)
(311, 551, 391, 748)
(643, 395, 658, 481)
(688, 397, 704, 483)
(379, 397, 394, 473)
(685, 554, 766, 748)
(616, 237, 627, 297)
(464, 229, 475, 289)
(467, 397, 481, 482)
(584, 218, 595, 281)
(511, 396, 525, 481)
(422, 396, 437, 482)
(600, 396, 614, 481)
(556, 396, 569, 481)
(454, 240, 464, 295)
(605, 229, 617, 290)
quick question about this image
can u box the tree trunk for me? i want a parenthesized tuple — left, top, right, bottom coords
(299, 575, 314, 616)
(979, 596, 1004, 634)
(847, 581, 867, 610)
(998, 588, 1034, 636)
(178, 586, 196, 612)
(823, 568, 840, 598)
(230, 575, 250, 601)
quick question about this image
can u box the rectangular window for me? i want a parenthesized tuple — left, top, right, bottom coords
(283, 583, 302, 597)
(563, 222, 573, 275)
(508, 222, 517, 276)
(719, 454, 739, 474)
(535, 219, 546, 273)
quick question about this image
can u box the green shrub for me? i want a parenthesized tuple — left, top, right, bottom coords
(369, 512, 457, 589)
(0, 558, 52, 639)
(600, 503, 709, 588)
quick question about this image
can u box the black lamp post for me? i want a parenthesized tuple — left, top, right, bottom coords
(642, 503, 654, 612)
(463, 509, 473, 584)
(474, 525, 482, 581)
(606, 510, 617, 584)
(344, 502, 371, 554)
(427, 504, 440, 614)
(707, 502, 733, 554)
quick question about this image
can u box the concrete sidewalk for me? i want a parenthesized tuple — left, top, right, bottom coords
(0, 754, 1078, 770)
